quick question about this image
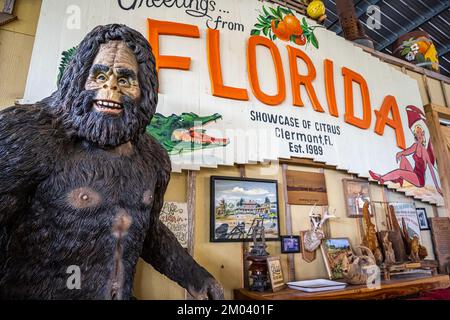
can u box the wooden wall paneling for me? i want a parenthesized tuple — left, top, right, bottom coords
(440, 81, 449, 108)
(282, 164, 295, 282)
(185, 170, 197, 300)
(238, 165, 251, 290)
(424, 104, 450, 213)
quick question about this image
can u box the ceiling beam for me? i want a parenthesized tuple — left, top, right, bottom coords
(438, 44, 450, 58)
(333, 0, 382, 35)
(376, 1, 450, 51)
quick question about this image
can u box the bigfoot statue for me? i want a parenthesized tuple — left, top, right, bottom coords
(0, 24, 223, 300)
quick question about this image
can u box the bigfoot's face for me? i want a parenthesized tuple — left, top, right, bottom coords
(54, 25, 158, 148)
(85, 41, 140, 117)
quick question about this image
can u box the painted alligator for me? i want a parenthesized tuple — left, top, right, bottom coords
(147, 113, 230, 155)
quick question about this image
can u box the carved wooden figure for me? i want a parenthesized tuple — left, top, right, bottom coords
(409, 236, 421, 262)
(382, 233, 396, 265)
(361, 202, 383, 265)
(342, 246, 377, 285)
(0, 24, 223, 300)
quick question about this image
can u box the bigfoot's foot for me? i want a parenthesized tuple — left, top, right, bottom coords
(369, 171, 384, 184)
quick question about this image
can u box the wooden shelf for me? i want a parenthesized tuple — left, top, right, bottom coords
(234, 274, 450, 300)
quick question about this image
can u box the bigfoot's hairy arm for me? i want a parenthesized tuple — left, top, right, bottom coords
(0, 105, 56, 223)
(140, 144, 224, 300)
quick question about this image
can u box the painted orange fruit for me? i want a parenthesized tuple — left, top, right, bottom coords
(283, 14, 302, 36)
(416, 41, 429, 54)
(295, 34, 306, 46)
(271, 20, 290, 41)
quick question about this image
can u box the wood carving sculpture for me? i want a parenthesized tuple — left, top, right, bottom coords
(0, 24, 224, 300)
(382, 233, 396, 265)
(386, 205, 408, 261)
(342, 246, 377, 285)
(401, 218, 428, 261)
(361, 202, 383, 265)
(409, 235, 421, 262)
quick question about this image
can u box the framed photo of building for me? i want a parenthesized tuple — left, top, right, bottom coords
(210, 176, 280, 242)
(321, 238, 353, 280)
(342, 179, 372, 217)
(281, 236, 301, 254)
(416, 208, 430, 231)
(267, 256, 285, 292)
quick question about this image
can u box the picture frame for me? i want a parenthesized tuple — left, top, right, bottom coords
(210, 176, 281, 242)
(320, 238, 353, 280)
(416, 208, 430, 231)
(266, 256, 285, 292)
(280, 235, 301, 254)
(342, 179, 372, 218)
(391, 202, 421, 240)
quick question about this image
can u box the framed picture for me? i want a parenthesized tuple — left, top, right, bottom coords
(321, 238, 353, 280)
(392, 202, 421, 240)
(210, 176, 280, 242)
(281, 236, 301, 254)
(416, 208, 430, 230)
(266, 256, 285, 292)
(342, 179, 372, 217)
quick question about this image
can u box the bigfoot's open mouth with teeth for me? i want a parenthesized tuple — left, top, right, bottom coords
(94, 100, 124, 116)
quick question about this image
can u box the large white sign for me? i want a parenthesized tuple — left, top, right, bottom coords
(24, 0, 443, 205)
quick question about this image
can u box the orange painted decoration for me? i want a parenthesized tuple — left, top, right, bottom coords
(342, 67, 372, 129)
(287, 45, 324, 113)
(247, 35, 286, 106)
(324, 59, 339, 118)
(147, 19, 200, 74)
(375, 95, 406, 149)
(207, 29, 249, 101)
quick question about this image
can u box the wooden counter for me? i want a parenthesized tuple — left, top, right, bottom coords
(234, 275, 450, 300)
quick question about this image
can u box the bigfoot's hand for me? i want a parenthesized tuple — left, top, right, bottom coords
(187, 270, 224, 300)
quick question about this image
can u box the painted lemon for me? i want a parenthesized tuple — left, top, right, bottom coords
(307, 0, 326, 20)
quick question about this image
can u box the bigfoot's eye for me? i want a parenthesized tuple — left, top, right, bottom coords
(96, 74, 108, 82)
(118, 78, 130, 86)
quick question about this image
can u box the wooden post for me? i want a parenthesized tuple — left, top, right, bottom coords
(185, 170, 197, 299)
(440, 80, 449, 108)
(281, 164, 295, 282)
(424, 104, 450, 213)
(422, 75, 432, 104)
(187, 170, 197, 255)
(238, 165, 251, 290)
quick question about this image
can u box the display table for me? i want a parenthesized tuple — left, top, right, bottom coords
(234, 274, 450, 300)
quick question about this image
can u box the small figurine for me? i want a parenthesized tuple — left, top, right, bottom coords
(419, 244, 428, 260)
(382, 233, 396, 265)
(409, 235, 421, 262)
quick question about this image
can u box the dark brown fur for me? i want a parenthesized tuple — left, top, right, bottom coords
(0, 24, 223, 300)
